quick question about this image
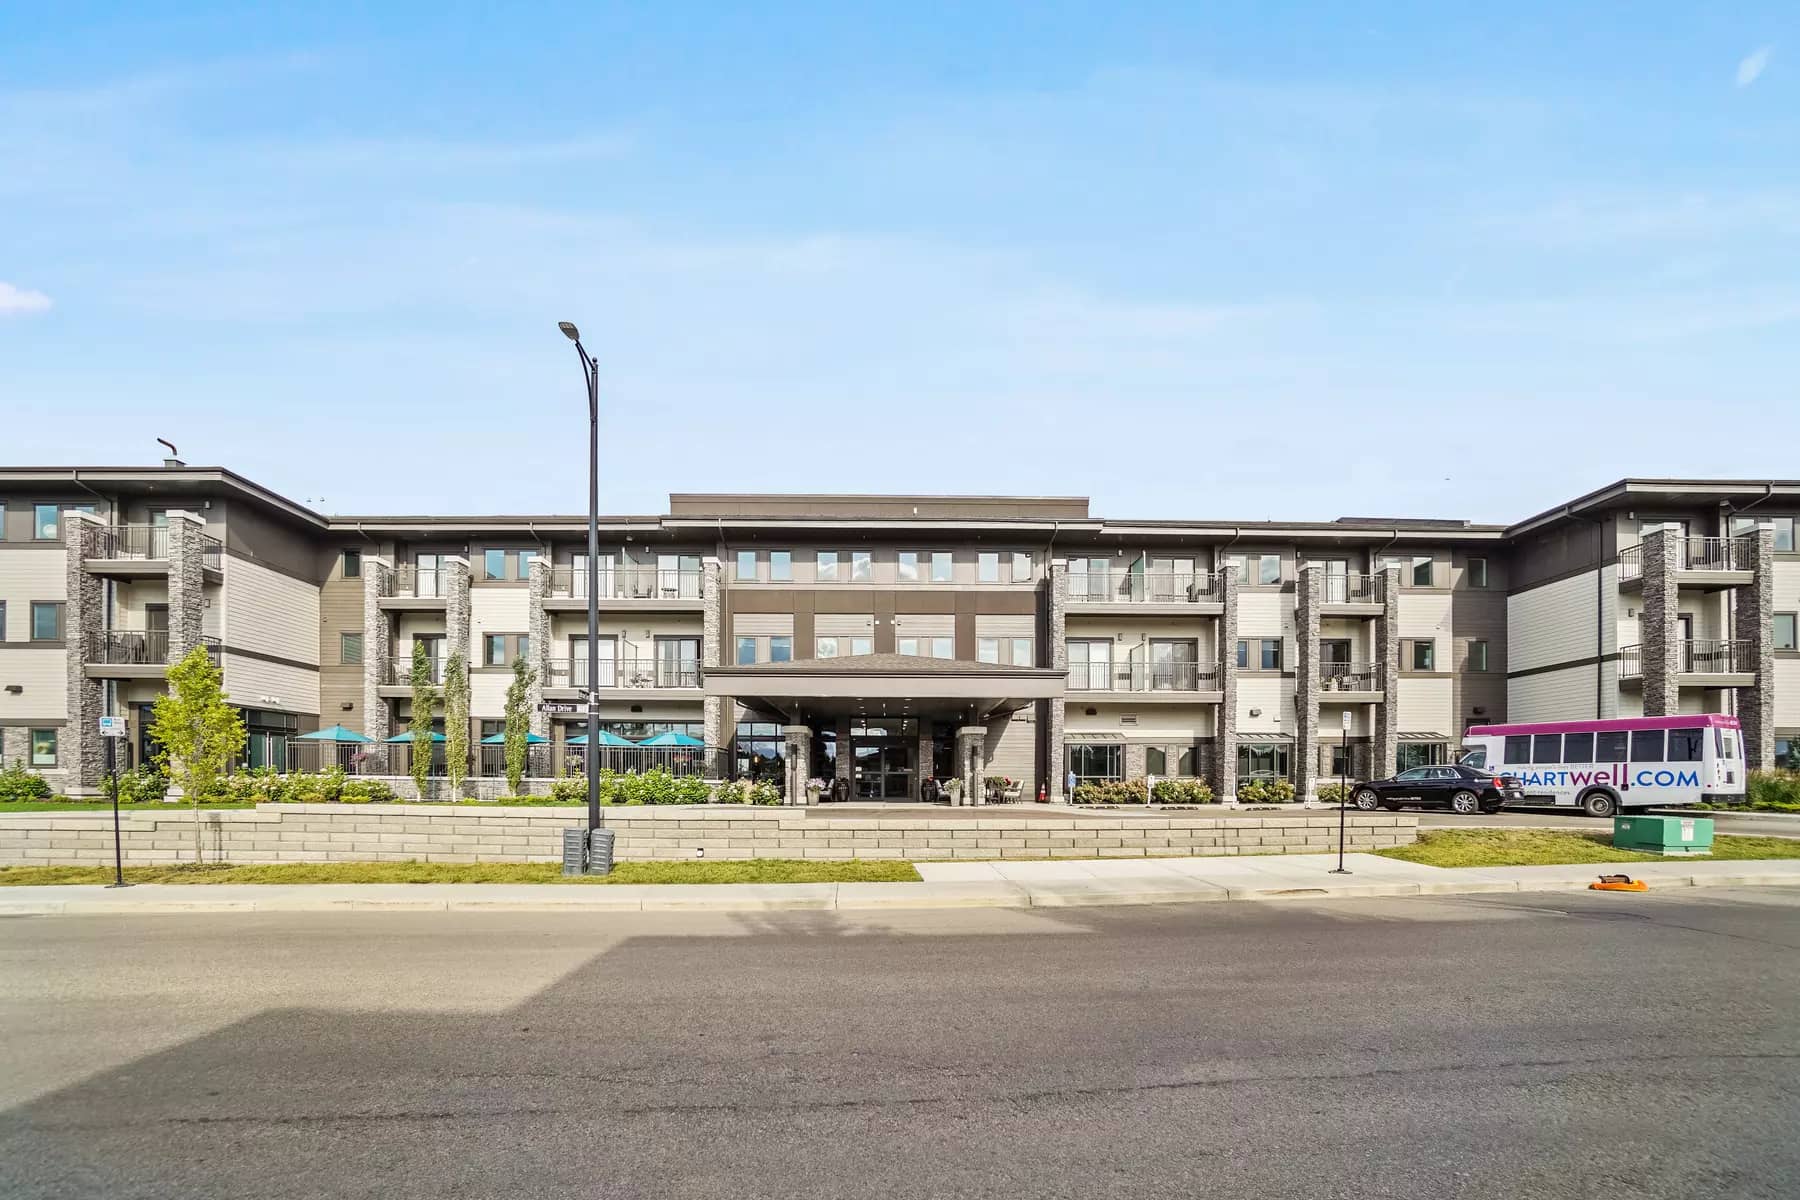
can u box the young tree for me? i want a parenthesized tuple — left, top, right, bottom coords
(443, 652, 469, 797)
(503, 656, 537, 796)
(150, 646, 247, 862)
(408, 639, 438, 799)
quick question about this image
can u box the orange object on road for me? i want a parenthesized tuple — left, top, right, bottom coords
(1590, 874, 1648, 892)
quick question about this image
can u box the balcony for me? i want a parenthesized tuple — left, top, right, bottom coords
(1066, 660, 1221, 699)
(1318, 572, 1384, 613)
(83, 525, 223, 578)
(544, 656, 702, 695)
(1619, 639, 1756, 685)
(377, 657, 447, 696)
(545, 566, 704, 610)
(84, 630, 220, 678)
(1317, 661, 1382, 700)
(1617, 537, 1757, 589)
(378, 565, 450, 610)
(1064, 570, 1222, 613)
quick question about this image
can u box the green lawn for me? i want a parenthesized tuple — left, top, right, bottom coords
(0, 800, 260, 814)
(0, 859, 921, 886)
(1376, 829, 1800, 868)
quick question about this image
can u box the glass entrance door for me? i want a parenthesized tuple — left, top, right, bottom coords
(851, 721, 916, 800)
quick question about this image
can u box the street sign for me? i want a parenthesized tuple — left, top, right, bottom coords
(1341, 710, 1352, 731)
(98, 715, 128, 738)
(537, 702, 581, 715)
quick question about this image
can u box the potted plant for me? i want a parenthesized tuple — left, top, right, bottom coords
(805, 777, 825, 805)
(945, 777, 964, 806)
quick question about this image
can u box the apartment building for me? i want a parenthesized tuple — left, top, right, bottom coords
(2, 464, 1795, 802)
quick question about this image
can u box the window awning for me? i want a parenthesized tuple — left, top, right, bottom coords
(1237, 733, 1293, 744)
(1067, 732, 1126, 743)
(1399, 732, 1451, 741)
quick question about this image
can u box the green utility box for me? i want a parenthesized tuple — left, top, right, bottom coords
(1614, 814, 1714, 856)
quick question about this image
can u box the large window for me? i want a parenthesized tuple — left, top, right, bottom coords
(30, 729, 58, 768)
(33, 504, 59, 541)
(979, 633, 1033, 666)
(851, 551, 871, 582)
(1068, 639, 1112, 688)
(483, 549, 507, 580)
(734, 721, 785, 781)
(1776, 613, 1797, 652)
(978, 552, 1000, 583)
(1732, 515, 1796, 552)
(1228, 553, 1281, 585)
(1068, 743, 1122, 783)
(1238, 742, 1291, 779)
(898, 551, 920, 583)
(930, 551, 953, 582)
(769, 551, 792, 582)
(817, 551, 839, 582)
(30, 602, 62, 641)
(1396, 741, 1446, 771)
(735, 550, 756, 580)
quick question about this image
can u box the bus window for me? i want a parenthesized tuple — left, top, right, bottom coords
(1668, 729, 1703, 762)
(1563, 732, 1594, 763)
(1459, 746, 1487, 769)
(1596, 731, 1628, 762)
(1532, 734, 1562, 764)
(1503, 735, 1531, 764)
(1630, 730, 1665, 762)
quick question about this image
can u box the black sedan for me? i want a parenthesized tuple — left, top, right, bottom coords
(1349, 764, 1524, 815)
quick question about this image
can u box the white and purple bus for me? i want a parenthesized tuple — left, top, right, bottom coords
(1461, 714, 1745, 818)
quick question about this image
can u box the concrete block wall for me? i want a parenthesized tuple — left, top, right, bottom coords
(0, 806, 1419, 866)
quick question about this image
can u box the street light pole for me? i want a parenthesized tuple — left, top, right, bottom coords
(559, 321, 602, 834)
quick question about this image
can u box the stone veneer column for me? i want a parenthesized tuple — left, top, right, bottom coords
(957, 725, 987, 806)
(701, 559, 726, 763)
(1373, 566, 1402, 779)
(1215, 564, 1239, 802)
(782, 725, 813, 805)
(1047, 559, 1068, 801)
(1639, 527, 1681, 717)
(361, 557, 394, 750)
(164, 510, 208, 661)
(526, 556, 551, 738)
(1734, 526, 1777, 770)
(1124, 743, 1147, 781)
(1294, 565, 1322, 803)
(62, 512, 107, 795)
(443, 556, 472, 671)
(915, 719, 933, 800)
(837, 715, 855, 789)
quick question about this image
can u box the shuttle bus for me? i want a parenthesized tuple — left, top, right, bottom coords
(1460, 714, 1744, 817)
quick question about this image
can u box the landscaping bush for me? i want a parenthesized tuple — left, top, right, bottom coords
(1237, 778, 1297, 804)
(1151, 778, 1215, 804)
(103, 764, 168, 805)
(1315, 781, 1350, 806)
(1746, 770, 1800, 810)
(340, 779, 396, 804)
(0, 763, 53, 803)
(549, 776, 586, 803)
(1074, 777, 1150, 804)
(710, 778, 781, 805)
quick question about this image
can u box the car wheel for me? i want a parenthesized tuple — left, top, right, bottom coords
(1353, 788, 1381, 811)
(1449, 790, 1480, 815)
(1580, 789, 1619, 819)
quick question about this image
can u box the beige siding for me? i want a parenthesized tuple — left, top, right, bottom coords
(1318, 703, 1372, 736)
(1397, 676, 1454, 735)
(731, 613, 794, 638)
(1398, 592, 1452, 645)
(1508, 665, 1599, 722)
(815, 613, 874, 637)
(892, 613, 954, 638)
(973, 614, 1034, 638)
(0, 549, 67, 628)
(1236, 590, 1286, 638)
(0, 648, 67, 720)
(470, 589, 531, 660)
(1775, 659, 1800, 726)
(983, 710, 1036, 788)
(1508, 567, 1613, 673)
(1064, 702, 1213, 739)
(471, 672, 510, 719)
(222, 654, 319, 715)
(221, 559, 320, 667)
(1237, 676, 1291, 735)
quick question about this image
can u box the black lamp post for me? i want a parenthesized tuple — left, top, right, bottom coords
(559, 321, 602, 834)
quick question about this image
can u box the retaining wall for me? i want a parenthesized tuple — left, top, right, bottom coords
(0, 806, 1419, 866)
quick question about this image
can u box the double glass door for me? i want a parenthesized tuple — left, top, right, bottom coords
(852, 721, 915, 800)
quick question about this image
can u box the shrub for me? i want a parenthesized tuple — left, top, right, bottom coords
(1315, 781, 1350, 806)
(550, 776, 587, 803)
(1151, 778, 1215, 804)
(0, 762, 53, 802)
(1075, 778, 1150, 804)
(340, 779, 396, 804)
(103, 764, 168, 805)
(749, 779, 783, 806)
(221, 765, 285, 803)
(1746, 770, 1800, 810)
(1237, 778, 1297, 804)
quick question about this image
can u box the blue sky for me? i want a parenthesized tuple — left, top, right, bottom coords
(2, 2, 1796, 522)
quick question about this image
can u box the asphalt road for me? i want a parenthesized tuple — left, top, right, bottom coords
(4, 892, 1799, 1200)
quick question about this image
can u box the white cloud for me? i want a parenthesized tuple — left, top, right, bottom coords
(1736, 46, 1774, 87)
(0, 282, 52, 315)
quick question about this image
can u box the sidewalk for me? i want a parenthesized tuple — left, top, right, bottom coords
(3, 854, 1798, 915)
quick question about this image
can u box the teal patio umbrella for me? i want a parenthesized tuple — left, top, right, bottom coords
(639, 730, 705, 748)
(384, 730, 446, 744)
(565, 731, 638, 747)
(480, 732, 547, 745)
(296, 724, 372, 743)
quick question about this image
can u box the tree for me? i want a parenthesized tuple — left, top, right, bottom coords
(443, 652, 469, 797)
(408, 639, 438, 799)
(503, 656, 537, 796)
(150, 646, 247, 862)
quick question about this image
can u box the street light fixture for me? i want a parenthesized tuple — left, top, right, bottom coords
(558, 320, 602, 836)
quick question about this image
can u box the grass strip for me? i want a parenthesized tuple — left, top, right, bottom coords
(0, 859, 921, 886)
(1375, 829, 1800, 868)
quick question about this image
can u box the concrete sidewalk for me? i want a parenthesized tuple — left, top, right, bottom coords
(3, 854, 1799, 915)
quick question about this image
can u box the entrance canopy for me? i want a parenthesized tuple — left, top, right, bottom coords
(704, 653, 1065, 723)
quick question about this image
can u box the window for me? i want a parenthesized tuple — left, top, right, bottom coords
(1596, 731, 1629, 762)
(1630, 730, 1665, 762)
(930, 637, 953, 659)
(340, 633, 364, 665)
(1468, 640, 1489, 672)
(1011, 552, 1032, 581)
(516, 634, 530, 662)
(1409, 556, 1432, 587)
(1777, 737, 1800, 771)
(0, 501, 6, 540)
(734, 721, 786, 782)
(1563, 732, 1594, 763)
(898, 637, 919, 656)
(1532, 734, 1562, 764)
(1238, 554, 1280, 585)
(1330, 744, 1353, 777)
(1397, 743, 1447, 771)
(1259, 638, 1282, 670)
(30, 602, 61, 641)
(769, 636, 792, 663)
(0, 601, 5, 638)
(816, 637, 839, 659)
(1777, 614, 1797, 652)
(851, 551, 871, 582)
(978, 552, 1000, 583)
(33, 504, 59, 541)
(484, 634, 508, 666)
(342, 548, 362, 578)
(1146, 747, 1166, 775)
(1503, 735, 1532, 764)
(1667, 729, 1704, 763)
(930, 552, 953, 582)
(1236, 640, 1248, 669)
(1732, 515, 1796, 552)
(737, 636, 757, 665)
(898, 552, 920, 583)
(477, 549, 503, 580)
(977, 637, 999, 663)
(1068, 743, 1123, 783)
(30, 729, 57, 768)
(1011, 637, 1033, 666)
(1408, 640, 1435, 671)
(1238, 742, 1291, 779)
(517, 549, 538, 578)
(816, 551, 839, 582)
(770, 551, 792, 582)
(1466, 557, 1488, 588)
(850, 637, 872, 656)
(735, 550, 757, 580)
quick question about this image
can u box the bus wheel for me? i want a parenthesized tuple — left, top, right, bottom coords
(1449, 790, 1481, 815)
(1353, 788, 1381, 811)
(1580, 789, 1619, 819)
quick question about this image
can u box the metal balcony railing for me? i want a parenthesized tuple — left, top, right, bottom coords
(547, 657, 701, 689)
(1320, 573, 1382, 604)
(1318, 662, 1378, 692)
(85, 524, 222, 570)
(1617, 536, 1755, 582)
(1619, 644, 1642, 679)
(1067, 661, 1217, 692)
(389, 566, 446, 598)
(1065, 570, 1220, 604)
(1618, 639, 1753, 679)
(386, 657, 446, 686)
(548, 565, 703, 601)
(85, 630, 220, 665)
